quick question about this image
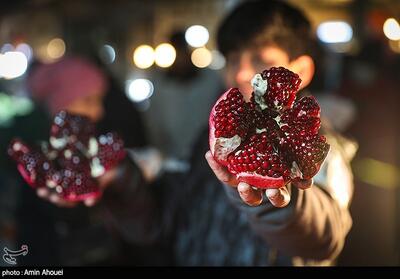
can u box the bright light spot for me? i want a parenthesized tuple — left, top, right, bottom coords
(16, 43, 33, 62)
(100, 44, 116, 64)
(185, 25, 209, 47)
(133, 45, 155, 69)
(47, 38, 66, 59)
(191, 47, 212, 68)
(209, 50, 226, 70)
(0, 92, 34, 127)
(155, 43, 176, 68)
(317, 21, 353, 43)
(328, 152, 352, 208)
(1, 43, 14, 53)
(353, 158, 400, 190)
(388, 39, 400, 54)
(383, 18, 400, 41)
(0, 51, 28, 79)
(134, 99, 151, 112)
(126, 79, 154, 102)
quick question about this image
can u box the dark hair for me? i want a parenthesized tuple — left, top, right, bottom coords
(169, 30, 189, 49)
(217, 0, 314, 60)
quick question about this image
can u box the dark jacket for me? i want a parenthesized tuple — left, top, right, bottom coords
(104, 128, 354, 266)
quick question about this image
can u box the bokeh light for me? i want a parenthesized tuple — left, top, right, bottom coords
(388, 39, 400, 53)
(47, 38, 66, 59)
(100, 44, 116, 64)
(191, 47, 212, 68)
(126, 78, 154, 102)
(209, 50, 226, 70)
(0, 92, 34, 126)
(185, 25, 209, 47)
(16, 43, 33, 62)
(155, 43, 176, 68)
(1, 43, 14, 54)
(317, 21, 353, 43)
(0, 51, 28, 79)
(133, 45, 155, 69)
(383, 18, 400, 41)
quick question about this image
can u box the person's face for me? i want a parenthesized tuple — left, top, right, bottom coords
(65, 92, 105, 122)
(224, 45, 311, 101)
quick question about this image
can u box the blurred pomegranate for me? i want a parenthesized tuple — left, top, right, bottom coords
(8, 111, 126, 202)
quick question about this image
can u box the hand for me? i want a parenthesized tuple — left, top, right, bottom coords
(205, 151, 312, 207)
(35, 167, 119, 208)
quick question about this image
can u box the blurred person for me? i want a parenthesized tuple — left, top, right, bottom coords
(97, 62, 148, 149)
(143, 30, 224, 171)
(6, 55, 163, 266)
(99, 0, 356, 266)
(18, 1, 356, 266)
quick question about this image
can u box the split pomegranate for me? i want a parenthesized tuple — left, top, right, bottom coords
(209, 67, 330, 189)
(8, 111, 126, 202)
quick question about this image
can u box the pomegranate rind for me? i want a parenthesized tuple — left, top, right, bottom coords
(237, 172, 285, 189)
(62, 182, 102, 202)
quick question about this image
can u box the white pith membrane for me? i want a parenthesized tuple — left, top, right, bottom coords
(251, 73, 268, 110)
(48, 131, 106, 179)
(251, 73, 304, 179)
(212, 134, 242, 164)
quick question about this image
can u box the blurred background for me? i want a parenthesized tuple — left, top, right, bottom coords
(0, 0, 400, 266)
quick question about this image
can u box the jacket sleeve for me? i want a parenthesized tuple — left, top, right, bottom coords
(222, 139, 354, 261)
(100, 152, 162, 245)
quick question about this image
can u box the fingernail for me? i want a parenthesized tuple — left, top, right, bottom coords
(266, 189, 280, 200)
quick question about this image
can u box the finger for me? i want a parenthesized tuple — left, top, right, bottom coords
(37, 188, 50, 198)
(58, 200, 77, 208)
(49, 193, 61, 204)
(266, 187, 290, 208)
(237, 182, 263, 206)
(292, 178, 313, 190)
(98, 168, 118, 189)
(84, 197, 98, 207)
(48, 194, 76, 208)
(205, 151, 237, 187)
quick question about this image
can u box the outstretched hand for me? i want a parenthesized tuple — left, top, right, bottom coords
(205, 151, 312, 207)
(35, 167, 118, 208)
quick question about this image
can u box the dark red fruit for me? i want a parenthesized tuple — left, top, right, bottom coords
(38, 168, 101, 202)
(50, 110, 96, 148)
(9, 111, 126, 202)
(96, 133, 126, 173)
(260, 66, 301, 112)
(8, 139, 53, 188)
(209, 67, 330, 189)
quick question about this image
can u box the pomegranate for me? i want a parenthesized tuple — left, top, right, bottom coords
(209, 67, 330, 189)
(8, 111, 126, 202)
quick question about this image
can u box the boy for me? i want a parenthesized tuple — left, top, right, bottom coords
(26, 0, 354, 266)
(104, 0, 354, 266)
